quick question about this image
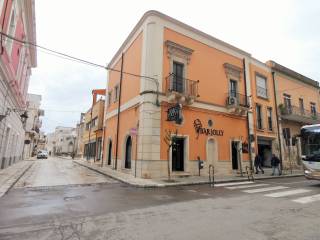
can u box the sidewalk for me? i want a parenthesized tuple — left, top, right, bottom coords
(0, 160, 33, 198)
(73, 159, 304, 188)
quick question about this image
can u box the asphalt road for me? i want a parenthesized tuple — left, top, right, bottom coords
(0, 158, 320, 240)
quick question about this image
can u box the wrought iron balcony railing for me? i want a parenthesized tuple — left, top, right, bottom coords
(225, 92, 250, 108)
(280, 105, 320, 123)
(166, 73, 199, 98)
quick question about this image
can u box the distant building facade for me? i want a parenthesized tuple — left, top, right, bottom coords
(83, 98, 105, 161)
(0, 0, 37, 169)
(74, 113, 85, 158)
(23, 93, 44, 158)
(45, 127, 76, 156)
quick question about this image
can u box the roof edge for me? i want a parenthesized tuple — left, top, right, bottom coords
(107, 10, 251, 68)
(268, 60, 319, 88)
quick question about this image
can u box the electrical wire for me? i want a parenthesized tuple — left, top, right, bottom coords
(0, 32, 158, 81)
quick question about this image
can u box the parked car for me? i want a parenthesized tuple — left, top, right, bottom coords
(37, 150, 48, 159)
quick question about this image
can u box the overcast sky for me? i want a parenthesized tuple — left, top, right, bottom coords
(28, 0, 320, 133)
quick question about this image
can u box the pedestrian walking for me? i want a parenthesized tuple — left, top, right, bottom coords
(254, 154, 264, 174)
(271, 154, 281, 176)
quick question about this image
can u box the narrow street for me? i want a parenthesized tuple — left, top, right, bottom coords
(0, 158, 320, 239)
(14, 158, 117, 188)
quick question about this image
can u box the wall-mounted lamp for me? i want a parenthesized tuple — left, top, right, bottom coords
(0, 108, 28, 124)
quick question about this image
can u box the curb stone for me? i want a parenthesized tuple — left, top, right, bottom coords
(73, 160, 304, 188)
(0, 162, 33, 198)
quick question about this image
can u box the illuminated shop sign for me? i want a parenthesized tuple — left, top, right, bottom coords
(193, 119, 224, 139)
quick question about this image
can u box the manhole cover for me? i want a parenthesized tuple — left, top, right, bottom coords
(64, 195, 85, 201)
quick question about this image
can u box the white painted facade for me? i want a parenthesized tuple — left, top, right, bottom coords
(45, 126, 76, 156)
(23, 93, 44, 159)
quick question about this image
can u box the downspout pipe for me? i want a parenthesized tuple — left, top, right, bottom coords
(114, 53, 124, 170)
(272, 71, 283, 170)
(0, 0, 9, 55)
(243, 58, 253, 170)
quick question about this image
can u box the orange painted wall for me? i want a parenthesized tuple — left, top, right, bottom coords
(163, 28, 246, 106)
(161, 28, 250, 164)
(160, 105, 249, 162)
(103, 32, 143, 162)
(276, 74, 320, 112)
(103, 106, 139, 163)
(107, 32, 143, 113)
(249, 64, 277, 141)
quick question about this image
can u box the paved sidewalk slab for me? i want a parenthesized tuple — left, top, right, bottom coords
(0, 161, 33, 198)
(73, 159, 304, 188)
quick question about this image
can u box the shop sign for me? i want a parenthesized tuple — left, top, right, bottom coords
(193, 119, 224, 139)
(167, 104, 182, 124)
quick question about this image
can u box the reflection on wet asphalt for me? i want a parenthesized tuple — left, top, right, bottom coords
(14, 157, 117, 188)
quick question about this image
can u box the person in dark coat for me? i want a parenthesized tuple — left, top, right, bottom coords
(271, 154, 281, 176)
(254, 154, 264, 174)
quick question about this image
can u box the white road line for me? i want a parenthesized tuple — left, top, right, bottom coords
(214, 181, 254, 187)
(226, 184, 269, 190)
(292, 194, 320, 204)
(243, 186, 289, 193)
(264, 189, 311, 198)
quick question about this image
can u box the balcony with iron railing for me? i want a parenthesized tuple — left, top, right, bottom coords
(279, 105, 320, 124)
(165, 73, 199, 105)
(225, 91, 250, 115)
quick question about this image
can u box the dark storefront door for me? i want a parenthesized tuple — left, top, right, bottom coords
(258, 142, 272, 167)
(172, 138, 184, 171)
(125, 136, 132, 169)
(231, 141, 239, 170)
(107, 141, 112, 165)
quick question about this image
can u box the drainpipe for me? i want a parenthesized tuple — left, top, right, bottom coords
(243, 58, 253, 170)
(0, 0, 9, 55)
(272, 71, 283, 170)
(114, 53, 124, 170)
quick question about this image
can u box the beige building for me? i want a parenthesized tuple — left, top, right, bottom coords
(74, 113, 85, 158)
(24, 94, 44, 159)
(269, 61, 320, 171)
(82, 98, 105, 161)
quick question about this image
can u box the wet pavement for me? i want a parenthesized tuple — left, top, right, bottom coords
(14, 158, 117, 188)
(0, 158, 320, 239)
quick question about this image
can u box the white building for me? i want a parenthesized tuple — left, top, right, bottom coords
(46, 127, 76, 156)
(23, 94, 44, 159)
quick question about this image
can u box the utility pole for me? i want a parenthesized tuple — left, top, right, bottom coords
(114, 53, 124, 170)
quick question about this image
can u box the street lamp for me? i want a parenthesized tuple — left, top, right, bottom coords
(20, 111, 28, 125)
(0, 108, 28, 124)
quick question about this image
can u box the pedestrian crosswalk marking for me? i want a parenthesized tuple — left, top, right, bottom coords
(242, 186, 289, 193)
(292, 194, 320, 204)
(214, 181, 254, 187)
(226, 184, 269, 190)
(264, 189, 311, 198)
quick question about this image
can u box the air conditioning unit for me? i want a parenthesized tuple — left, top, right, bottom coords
(228, 96, 238, 106)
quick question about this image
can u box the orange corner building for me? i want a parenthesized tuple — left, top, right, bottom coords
(102, 11, 320, 179)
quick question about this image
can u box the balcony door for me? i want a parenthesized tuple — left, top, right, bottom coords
(283, 94, 292, 113)
(229, 80, 238, 98)
(173, 61, 184, 93)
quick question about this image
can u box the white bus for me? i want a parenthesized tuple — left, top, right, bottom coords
(301, 124, 320, 180)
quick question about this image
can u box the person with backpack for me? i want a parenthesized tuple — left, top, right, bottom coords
(254, 154, 264, 174)
(271, 154, 281, 176)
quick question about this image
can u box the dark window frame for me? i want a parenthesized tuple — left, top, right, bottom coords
(256, 104, 263, 130)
